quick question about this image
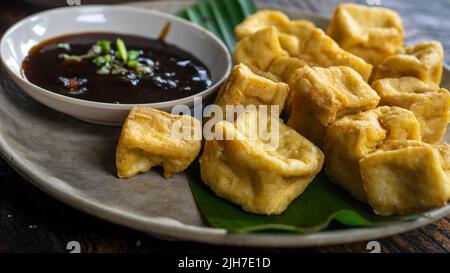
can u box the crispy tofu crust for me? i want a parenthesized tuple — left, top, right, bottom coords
(214, 64, 289, 117)
(324, 106, 421, 202)
(327, 3, 404, 65)
(372, 41, 444, 85)
(199, 109, 324, 215)
(372, 77, 450, 143)
(360, 141, 450, 215)
(287, 66, 380, 146)
(116, 107, 201, 179)
(233, 10, 373, 82)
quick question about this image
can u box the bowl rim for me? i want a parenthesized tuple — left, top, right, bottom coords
(0, 5, 232, 109)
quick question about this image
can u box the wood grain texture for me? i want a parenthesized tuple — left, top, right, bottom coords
(0, 0, 449, 253)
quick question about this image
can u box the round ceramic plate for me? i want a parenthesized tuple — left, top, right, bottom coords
(0, 0, 449, 247)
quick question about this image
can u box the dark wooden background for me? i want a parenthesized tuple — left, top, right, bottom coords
(0, 0, 449, 253)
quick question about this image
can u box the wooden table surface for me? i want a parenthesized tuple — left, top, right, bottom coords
(0, 0, 449, 253)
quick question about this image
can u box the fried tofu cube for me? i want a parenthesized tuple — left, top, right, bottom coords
(372, 41, 444, 85)
(327, 3, 404, 65)
(235, 10, 291, 40)
(282, 20, 317, 47)
(287, 66, 380, 146)
(345, 46, 395, 67)
(360, 141, 450, 215)
(278, 33, 301, 56)
(285, 98, 327, 150)
(234, 17, 372, 82)
(267, 56, 307, 82)
(233, 27, 288, 81)
(235, 9, 316, 41)
(116, 107, 201, 178)
(277, 29, 373, 81)
(324, 106, 421, 202)
(372, 77, 450, 143)
(298, 29, 373, 81)
(200, 109, 324, 215)
(214, 64, 289, 117)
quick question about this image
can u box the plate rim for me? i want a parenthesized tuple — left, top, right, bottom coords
(0, 0, 449, 248)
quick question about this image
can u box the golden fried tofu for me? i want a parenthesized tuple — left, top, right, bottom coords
(287, 66, 380, 146)
(372, 41, 444, 84)
(297, 29, 373, 81)
(360, 141, 450, 215)
(324, 106, 421, 202)
(234, 18, 372, 81)
(282, 20, 316, 48)
(278, 33, 301, 56)
(235, 9, 316, 42)
(345, 46, 394, 67)
(233, 27, 288, 81)
(267, 56, 307, 82)
(116, 107, 201, 179)
(200, 109, 324, 215)
(235, 10, 290, 40)
(214, 64, 289, 117)
(327, 3, 404, 65)
(372, 77, 450, 143)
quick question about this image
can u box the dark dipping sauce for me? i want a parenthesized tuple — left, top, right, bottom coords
(22, 32, 212, 104)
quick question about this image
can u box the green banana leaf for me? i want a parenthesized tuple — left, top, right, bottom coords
(178, 0, 421, 233)
(176, 0, 256, 52)
(186, 162, 419, 233)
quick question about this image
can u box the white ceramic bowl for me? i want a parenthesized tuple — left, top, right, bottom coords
(0, 5, 231, 125)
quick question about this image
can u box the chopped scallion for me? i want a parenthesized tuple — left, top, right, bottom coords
(96, 40, 111, 54)
(90, 44, 102, 55)
(127, 50, 141, 61)
(93, 56, 107, 67)
(96, 64, 111, 75)
(127, 60, 140, 68)
(104, 54, 112, 62)
(58, 37, 153, 77)
(116, 38, 128, 62)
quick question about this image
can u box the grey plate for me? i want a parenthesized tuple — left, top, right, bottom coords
(0, 0, 449, 247)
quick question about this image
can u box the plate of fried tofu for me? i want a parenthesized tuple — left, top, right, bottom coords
(0, 1, 449, 247)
